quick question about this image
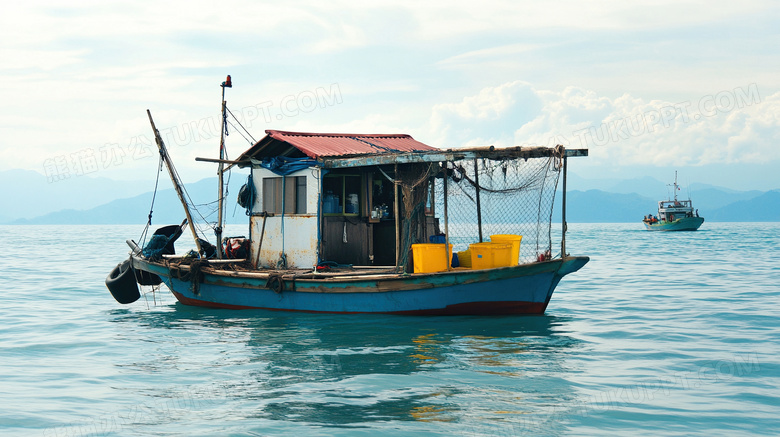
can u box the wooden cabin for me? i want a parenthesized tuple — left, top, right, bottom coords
(234, 130, 442, 270)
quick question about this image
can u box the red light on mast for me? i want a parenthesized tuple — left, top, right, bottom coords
(222, 75, 232, 88)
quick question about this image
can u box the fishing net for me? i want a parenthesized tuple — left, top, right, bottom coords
(396, 149, 563, 269)
(393, 162, 439, 271)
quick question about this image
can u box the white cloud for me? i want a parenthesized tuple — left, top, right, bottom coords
(393, 0, 774, 39)
(429, 81, 544, 148)
(426, 81, 780, 168)
(1, 0, 778, 189)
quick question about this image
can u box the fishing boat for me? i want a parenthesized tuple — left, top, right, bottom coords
(106, 77, 589, 315)
(642, 172, 704, 231)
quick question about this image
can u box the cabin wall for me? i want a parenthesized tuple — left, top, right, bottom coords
(250, 167, 322, 214)
(246, 164, 440, 269)
(250, 215, 318, 268)
(249, 166, 322, 269)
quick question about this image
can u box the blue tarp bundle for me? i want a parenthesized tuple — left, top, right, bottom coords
(259, 157, 319, 176)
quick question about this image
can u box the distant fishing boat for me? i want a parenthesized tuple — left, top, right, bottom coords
(642, 172, 704, 231)
(106, 76, 589, 315)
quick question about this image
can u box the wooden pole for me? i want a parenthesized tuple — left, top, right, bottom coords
(253, 212, 268, 268)
(474, 158, 483, 242)
(394, 164, 400, 268)
(147, 110, 202, 254)
(215, 89, 227, 258)
(561, 154, 568, 258)
(443, 162, 451, 271)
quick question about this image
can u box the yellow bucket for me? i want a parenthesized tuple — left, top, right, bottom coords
(490, 234, 522, 265)
(456, 249, 472, 268)
(412, 243, 453, 273)
(469, 242, 513, 269)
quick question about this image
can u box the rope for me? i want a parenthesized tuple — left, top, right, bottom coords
(267, 273, 284, 293)
(226, 117, 255, 145)
(162, 145, 217, 242)
(226, 106, 256, 144)
(349, 137, 396, 153)
(138, 154, 165, 249)
(148, 155, 163, 226)
(222, 102, 229, 140)
(393, 163, 437, 272)
(188, 259, 208, 294)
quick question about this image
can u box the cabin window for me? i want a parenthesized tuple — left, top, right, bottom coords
(370, 176, 395, 219)
(262, 176, 306, 214)
(323, 174, 360, 216)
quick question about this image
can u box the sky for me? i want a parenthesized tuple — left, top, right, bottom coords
(2, 0, 779, 192)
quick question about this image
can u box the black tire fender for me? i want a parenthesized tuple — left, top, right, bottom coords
(106, 259, 141, 304)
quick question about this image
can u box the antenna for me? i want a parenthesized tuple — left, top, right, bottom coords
(686, 175, 691, 201)
(666, 171, 679, 202)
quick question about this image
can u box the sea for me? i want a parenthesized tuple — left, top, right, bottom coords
(1, 223, 779, 436)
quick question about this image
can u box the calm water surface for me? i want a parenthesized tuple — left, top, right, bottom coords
(1, 223, 778, 436)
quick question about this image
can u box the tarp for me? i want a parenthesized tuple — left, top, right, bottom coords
(258, 156, 319, 176)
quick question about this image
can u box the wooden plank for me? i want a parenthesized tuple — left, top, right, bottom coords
(161, 255, 246, 264)
(319, 147, 588, 169)
(195, 157, 249, 165)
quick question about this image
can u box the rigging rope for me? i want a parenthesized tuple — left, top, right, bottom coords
(161, 144, 214, 242)
(140, 103, 254, 255)
(138, 153, 165, 248)
(226, 106, 257, 144)
(226, 118, 255, 146)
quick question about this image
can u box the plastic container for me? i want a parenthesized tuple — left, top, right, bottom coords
(429, 234, 446, 244)
(324, 194, 339, 213)
(469, 242, 513, 269)
(346, 194, 359, 214)
(412, 243, 453, 273)
(456, 249, 472, 268)
(489, 234, 522, 265)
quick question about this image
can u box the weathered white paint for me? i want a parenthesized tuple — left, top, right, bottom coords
(249, 166, 322, 268)
(250, 215, 318, 268)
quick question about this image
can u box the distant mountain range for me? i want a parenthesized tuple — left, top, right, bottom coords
(561, 189, 780, 222)
(2, 169, 251, 226)
(1, 169, 777, 224)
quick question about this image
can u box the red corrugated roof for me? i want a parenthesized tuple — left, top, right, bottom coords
(263, 130, 437, 159)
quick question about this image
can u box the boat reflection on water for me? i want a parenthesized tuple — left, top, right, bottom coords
(109, 307, 582, 431)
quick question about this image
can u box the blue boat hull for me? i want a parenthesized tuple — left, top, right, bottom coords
(131, 256, 588, 315)
(644, 217, 704, 231)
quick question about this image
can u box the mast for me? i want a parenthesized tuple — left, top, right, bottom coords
(668, 170, 679, 202)
(147, 110, 202, 254)
(215, 75, 232, 259)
